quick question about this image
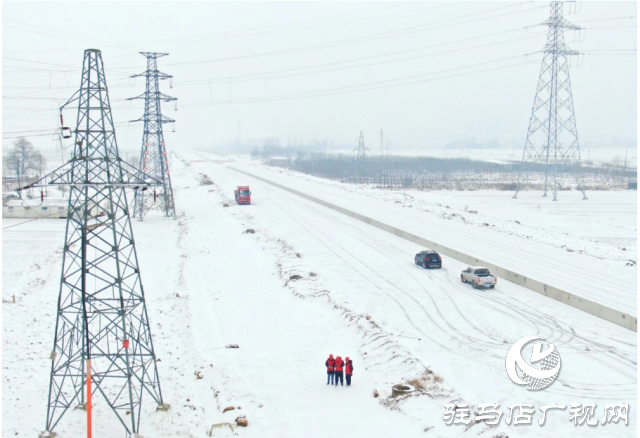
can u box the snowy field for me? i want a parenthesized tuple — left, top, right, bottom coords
(2, 150, 636, 437)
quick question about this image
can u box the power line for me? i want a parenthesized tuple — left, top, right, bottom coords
(2, 57, 77, 68)
(183, 55, 530, 107)
(3, 110, 67, 119)
(586, 25, 637, 29)
(2, 18, 138, 51)
(3, 110, 141, 120)
(13, 5, 627, 97)
(581, 53, 637, 56)
(189, 34, 542, 86)
(2, 65, 74, 72)
(572, 15, 636, 23)
(160, 2, 545, 67)
(172, 26, 543, 86)
(2, 64, 135, 76)
(580, 48, 637, 51)
(2, 127, 65, 134)
(4, 57, 532, 116)
(132, 2, 457, 46)
(3, 95, 132, 101)
(2, 133, 58, 140)
(2, 210, 67, 230)
(2, 86, 77, 89)
(4, 28, 547, 99)
(1, 82, 139, 101)
(2, 23, 133, 52)
(2, 72, 54, 83)
(2, 104, 141, 118)
(4, 25, 543, 92)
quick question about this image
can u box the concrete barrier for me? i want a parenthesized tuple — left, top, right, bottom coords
(229, 167, 637, 332)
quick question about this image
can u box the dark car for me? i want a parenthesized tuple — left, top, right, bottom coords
(414, 250, 442, 269)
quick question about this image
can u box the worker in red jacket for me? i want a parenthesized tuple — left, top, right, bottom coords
(345, 357, 354, 386)
(334, 356, 345, 386)
(325, 354, 336, 385)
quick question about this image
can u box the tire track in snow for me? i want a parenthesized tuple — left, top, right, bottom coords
(257, 188, 541, 376)
(281, 193, 506, 343)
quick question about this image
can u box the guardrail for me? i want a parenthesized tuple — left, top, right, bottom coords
(229, 166, 637, 332)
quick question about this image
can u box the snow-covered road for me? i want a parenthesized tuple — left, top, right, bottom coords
(212, 155, 636, 317)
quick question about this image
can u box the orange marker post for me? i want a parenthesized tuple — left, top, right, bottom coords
(87, 358, 92, 438)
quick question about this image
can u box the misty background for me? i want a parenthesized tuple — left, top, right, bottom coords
(2, 1, 637, 164)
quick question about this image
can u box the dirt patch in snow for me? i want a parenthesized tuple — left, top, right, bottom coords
(198, 173, 214, 186)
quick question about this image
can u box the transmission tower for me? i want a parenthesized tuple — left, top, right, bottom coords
(354, 131, 370, 158)
(380, 129, 384, 156)
(129, 52, 177, 220)
(514, 1, 586, 201)
(352, 131, 370, 184)
(34, 49, 168, 437)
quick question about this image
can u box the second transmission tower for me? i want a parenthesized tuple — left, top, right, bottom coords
(129, 52, 178, 219)
(514, 1, 587, 201)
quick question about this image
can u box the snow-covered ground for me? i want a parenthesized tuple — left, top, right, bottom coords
(2, 150, 636, 437)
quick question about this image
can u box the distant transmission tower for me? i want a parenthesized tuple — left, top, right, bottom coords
(129, 52, 177, 219)
(354, 130, 370, 158)
(380, 129, 384, 156)
(353, 131, 370, 183)
(514, 1, 586, 201)
(36, 49, 168, 437)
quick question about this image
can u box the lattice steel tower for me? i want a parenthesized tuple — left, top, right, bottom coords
(514, 1, 586, 201)
(129, 52, 177, 219)
(354, 130, 369, 158)
(39, 49, 168, 437)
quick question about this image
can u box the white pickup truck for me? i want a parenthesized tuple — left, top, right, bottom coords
(461, 266, 497, 289)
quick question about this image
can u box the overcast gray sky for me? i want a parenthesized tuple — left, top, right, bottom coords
(2, 1, 637, 155)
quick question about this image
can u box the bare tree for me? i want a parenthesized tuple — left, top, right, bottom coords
(2, 137, 47, 188)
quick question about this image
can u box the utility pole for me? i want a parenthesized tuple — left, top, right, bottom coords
(36, 49, 168, 438)
(128, 52, 177, 220)
(380, 130, 384, 156)
(514, 1, 586, 201)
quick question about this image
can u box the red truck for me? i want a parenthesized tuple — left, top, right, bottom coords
(234, 186, 251, 205)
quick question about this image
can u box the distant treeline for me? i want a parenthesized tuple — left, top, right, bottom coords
(286, 154, 636, 190)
